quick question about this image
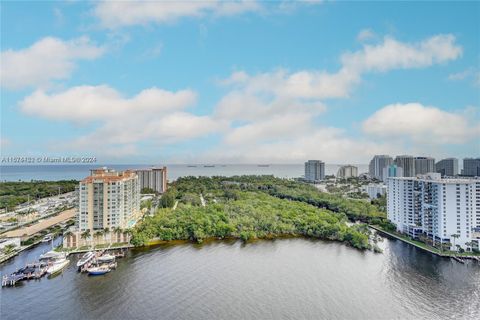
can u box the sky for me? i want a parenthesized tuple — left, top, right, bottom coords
(1, 1, 479, 164)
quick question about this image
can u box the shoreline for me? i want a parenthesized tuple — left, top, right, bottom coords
(369, 225, 480, 260)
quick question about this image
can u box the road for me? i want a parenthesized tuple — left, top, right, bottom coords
(3, 209, 75, 238)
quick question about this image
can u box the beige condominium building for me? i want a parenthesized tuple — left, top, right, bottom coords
(78, 168, 141, 231)
(64, 168, 141, 248)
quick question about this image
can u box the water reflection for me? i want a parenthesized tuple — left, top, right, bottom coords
(1, 237, 479, 320)
(385, 239, 480, 319)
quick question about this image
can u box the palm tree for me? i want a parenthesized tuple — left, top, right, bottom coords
(63, 230, 74, 248)
(81, 229, 91, 247)
(104, 227, 110, 245)
(94, 230, 104, 247)
(123, 228, 132, 244)
(113, 227, 123, 243)
(451, 234, 460, 251)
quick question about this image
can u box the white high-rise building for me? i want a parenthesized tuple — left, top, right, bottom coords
(135, 167, 168, 194)
(363, 184, 387, 199)
(337, 165, 358, 179)
(387, 173, 480, 251)
(77, 168, 141, 232)
(305, 160, 325, 182)
(369, 155, 393, 181)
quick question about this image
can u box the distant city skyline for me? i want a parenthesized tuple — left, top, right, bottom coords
(1, 1, 479, 164)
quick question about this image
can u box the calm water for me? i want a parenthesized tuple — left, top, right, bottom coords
(1, 237, 479, 320)
(0, 164, 368, 182)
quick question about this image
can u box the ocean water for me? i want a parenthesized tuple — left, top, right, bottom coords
(0, 164, 369, 182)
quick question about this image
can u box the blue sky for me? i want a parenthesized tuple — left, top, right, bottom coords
(1, 1, 479, 164)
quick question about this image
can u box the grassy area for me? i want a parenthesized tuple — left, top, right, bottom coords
(111, 242, 130, 248)
(94, 244, 110, 249)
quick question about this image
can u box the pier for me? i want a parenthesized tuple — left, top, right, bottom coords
(2, 262, 48, 287)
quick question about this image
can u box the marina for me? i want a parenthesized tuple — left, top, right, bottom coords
(2, 241, 127, 287)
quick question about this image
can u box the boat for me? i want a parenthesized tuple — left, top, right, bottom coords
(257, 164, 270, 167)
(39, 250, 66, 261)
(87, 266, 110, 276)
(114, 251, 126, 258)
(76, 251, 95, 268)
(46, 257, 70, 275)
(97, 253, 115, 263)
(203, 165, 215, 167)
(39, 251, 69, 275)
(42, 234, 53, 242)
(187, 165, 197, 167)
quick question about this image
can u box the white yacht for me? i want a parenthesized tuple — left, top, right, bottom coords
(42, 234, 53, 242)
(40, 251, 70, 275)
(76, 251, 95, 268)
(97, 253, 115, 263)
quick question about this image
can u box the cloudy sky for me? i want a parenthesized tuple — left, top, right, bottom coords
(1, 1, 479, 164)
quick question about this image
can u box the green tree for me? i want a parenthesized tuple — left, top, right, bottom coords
(141, 188, 156, 194)
(451, 234, 460, 251)
(81, 229, 91, 247)
(2, 244, 17, 255)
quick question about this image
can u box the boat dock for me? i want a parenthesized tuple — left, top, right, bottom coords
(2, 262, 48, 287)
(2, 248, 128, 287)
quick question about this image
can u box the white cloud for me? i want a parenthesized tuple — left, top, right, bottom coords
(207, 33, 465, 163)
(12, 31, 469, 163)
(448, 68, 480, 88)
(200, 127, 396, 164)
(94, 0, 262, 28)
(221, 34, 462, 100)
(362, 103, 480, 144)
(357, 29, 376, 42)
(215, 91, 325, 122)
(1, 36, 105, 90)
(448, 69, 472, 81)
(214, 1, 262, 16)
(19, 85, 225, 155)
(20, 85, 196, 123)
(224, 112, 314, 145)
(342, 34, 462, 73)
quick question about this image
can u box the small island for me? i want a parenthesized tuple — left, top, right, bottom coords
(131, 176, 392, 250)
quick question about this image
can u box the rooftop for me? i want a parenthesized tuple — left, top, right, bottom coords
(390, 175, 479, 184)
(81, 168, 137, 183)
